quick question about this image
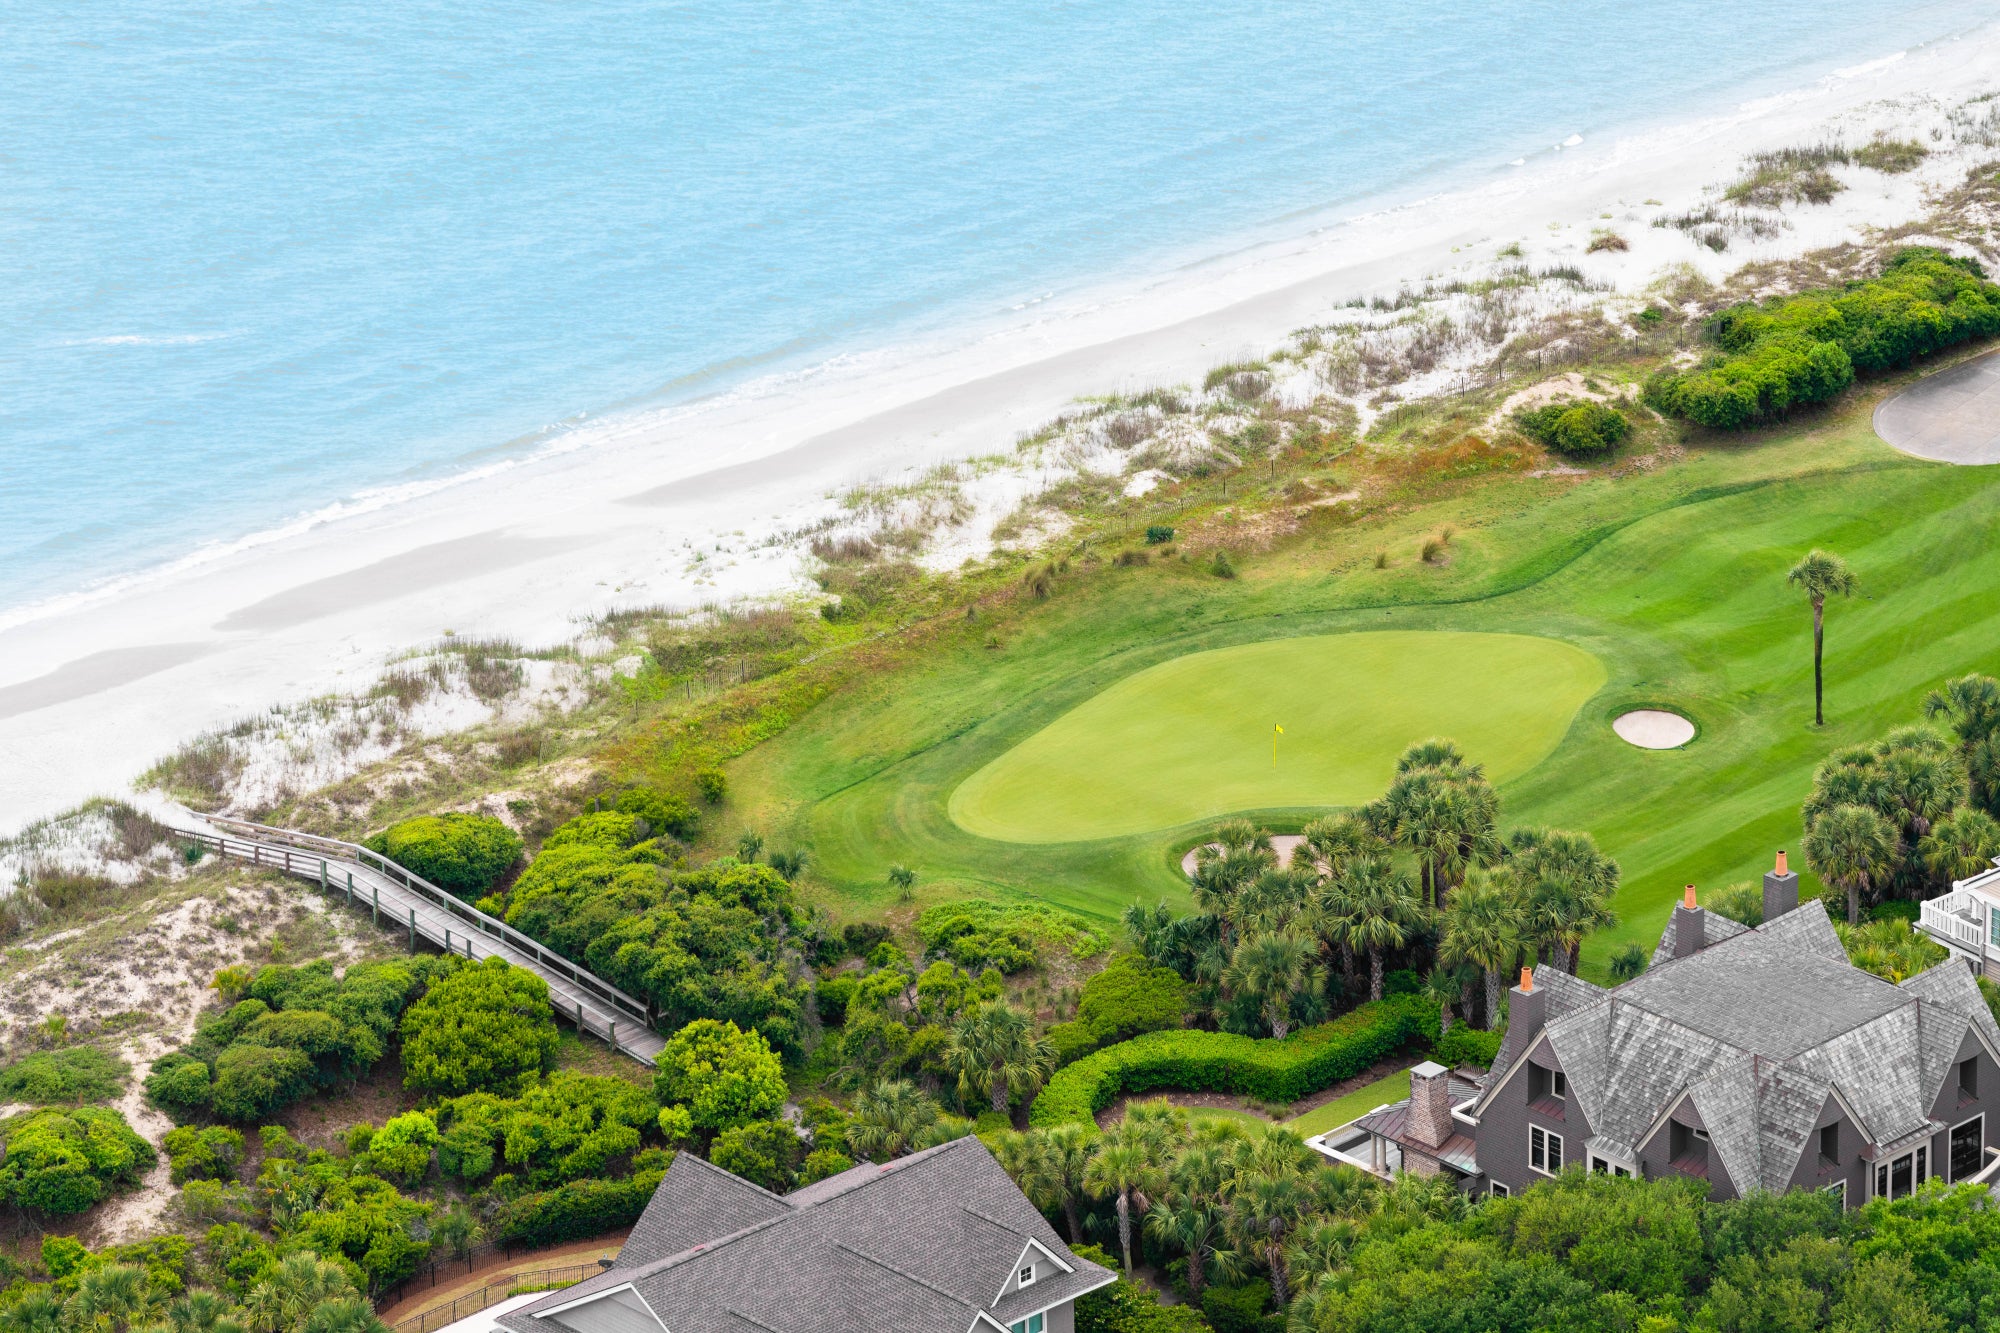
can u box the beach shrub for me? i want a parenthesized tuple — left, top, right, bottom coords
(211, 1044, 318, 1123)
(708, 1118, 805, 1192)
(1075, 953, 1187, 1045)
(434, 1071, 657, 1187)
(1512, 399, 1630, 458)
(488, 1167, 668, 1248)
(1210, 551, 1236, 579)
(611, 787, 701, 840)
(1646, 248, 2000, 429)
(400, 957, 560, 1096)
(364, 814, 522, 900)
(1434, 1024, 1503, 1070)
(1072, 1245, 1210, 1333)
(0, 1106, 155, 1215)
(654, 1020, 786, 1133)
(1029, 995, 1430, 1128)
(161, 1125, 244, 1185)
(915, 900, 1110, 970)
(366, 1112, 440, 1184)
(815, 976, 858, 1026)
(695, 767, 728, 803)
(1201, 1281, 1274, 1333)
(0, 1045, 128, 1105)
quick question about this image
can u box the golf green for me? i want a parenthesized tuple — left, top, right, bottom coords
(947, 631, 1605, 843)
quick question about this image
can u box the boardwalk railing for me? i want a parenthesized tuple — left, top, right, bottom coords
(185, 815, 651, 1028)
(387, 1262, 605, 1333)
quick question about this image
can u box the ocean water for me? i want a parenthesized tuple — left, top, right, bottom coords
(3, 0, 1991, 617)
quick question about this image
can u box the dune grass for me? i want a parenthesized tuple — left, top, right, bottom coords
(949, 631, 1603, 843)
(728, 360, 2000, 976)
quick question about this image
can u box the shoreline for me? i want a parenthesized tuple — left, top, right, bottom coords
(3, 25, 2000, 833)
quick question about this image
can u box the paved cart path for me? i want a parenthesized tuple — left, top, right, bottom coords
(1874, 350, 2000, 464)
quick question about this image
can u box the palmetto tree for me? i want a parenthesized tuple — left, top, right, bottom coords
(1083, 1127, 1163, 1276)
(942, 1002, 1056, 1116)
(1787, 549, 1858, 727)
(1509, 827, 1619, 973)
(1925, 673, 2000, 813)
(0, 1291, 65, 1333)
(1029, 1123, 1098, 1241)
(1320, 858, 1424, 1002)
(845, 1079, 939, 1161)
(1919, 807, 2000, 885)
(1145, 1195, 1233, 1303)
(1226, 1170, 1315, 1306)
(1438, 871, 1523, 1029)
(1220, 932, 1323, 1040)
(1421, 963, 1477, 1037)
(1192, 821, 1276, 946)
(68, 1268, 150, 1333)
(1371, 753, 1500, 910)
(1804, 803, 1899, 925)
(166, 1294, 235, 1333)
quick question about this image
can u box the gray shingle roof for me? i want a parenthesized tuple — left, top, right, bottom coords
(1647, 908, 1750, 969)
(1497, 902, 1991, 1193)
(499, 1137, 1113, 1333)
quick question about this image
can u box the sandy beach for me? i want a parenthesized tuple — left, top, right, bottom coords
(4, 23, 1999, 833)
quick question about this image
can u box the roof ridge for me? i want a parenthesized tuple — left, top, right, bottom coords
(960, 1204, 1027, 1239)
(674, 1146, 796, 1208)
(832, 1240, 977, 1312)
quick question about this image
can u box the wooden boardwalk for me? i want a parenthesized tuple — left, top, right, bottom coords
(173, 815, 666, 1067)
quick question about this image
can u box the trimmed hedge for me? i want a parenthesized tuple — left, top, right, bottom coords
(1029, 995, 1430, 1128)
(489, 1166, 668, 1246)
(1434, 1024, 1503, 1070)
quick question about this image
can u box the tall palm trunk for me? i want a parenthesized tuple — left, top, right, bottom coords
(1845, 879, 1860, 925)
(1369, 948, 1385, 1002)
(1062, 1197, 1082, 1244)
(1267, 1234, 1290, 1306)
(1186, 1240, 1210, 1301)
(1565, 940, 1581, 974)
(1271, 1010, 1290, 1041)
(1484, 966, 1502, 1032)
(989, 1066, 1010, 1116)
(1116, 1191, 1133, 1275)
(1812, 597, 1826, 726)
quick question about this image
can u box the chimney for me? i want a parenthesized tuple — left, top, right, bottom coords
(1673, 884, 1706, 959)
(1508, 966, 1546, 1050)
(1763, 850, 1800, 924)
(1407, 1060, 1453, 1148)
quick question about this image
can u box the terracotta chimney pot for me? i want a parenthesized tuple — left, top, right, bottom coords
(1775, 849, 1788, 875)
(1683, 884, 1697, 909)
(1519, 966, 1533, 993)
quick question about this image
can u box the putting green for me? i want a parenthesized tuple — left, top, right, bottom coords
(948, 630, 1605, 843)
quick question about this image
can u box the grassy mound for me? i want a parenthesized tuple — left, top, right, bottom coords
(949, 631, 1603, 842)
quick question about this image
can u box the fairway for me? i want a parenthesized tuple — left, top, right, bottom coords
(948, 631, 1605, 843)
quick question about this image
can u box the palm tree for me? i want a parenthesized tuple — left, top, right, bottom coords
(166, 1294, 234, 1333)
(1421, 964, 1476, 1038)
(1299, 813, 1386, 875)
(1804, 803, 1899, 925)
(1787, 549, 1858, 726)
(845, 1079, 939, 1160)
(1145, 1196, 1233, 1303)
(430, 1204, 482, 1270)
(299, 1303, 387, 1333)
(1285, 1218, 1360, 1289)
(1083, 1128, 1161, 1277)
(1919, 807, 2000, 885)
(0, 1291, 65, 1333)
(1925, 673, 2000, 813)
(1509, 828, 1619, 973)
(942, 1002, 1057, 1116)
(1321, 858, 1424, 1001)
(1438, 871, 1523, 1029)
(1226, 1170, 1315, 1305)
(1029, 1123, 1099, 1241)
(71, 1266, 151, 1333)
(1191, 822, 1276, 944)
(1220, 932, 1323, 1039)
(887, 864, 916, 902)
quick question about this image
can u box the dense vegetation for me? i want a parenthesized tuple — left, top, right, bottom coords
(0, 1045, 129, 1105)
(1646, 248, 2000, 428)
(397, 957, 560, 1095)
(364, 813, 521, 899)
(1511, 399, 1630, 458)
(0, 1106, 154, 1216)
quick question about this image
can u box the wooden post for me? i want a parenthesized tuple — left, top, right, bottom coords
(372, 885, 380, 926)
(320, 860, 328, 893)
(445, 928, 451, 953)
(347, 871, 355, 906)
(409, 908, 417, 953)
(609, 1020, 617, 1051)
(577, 1000, 586, 1034)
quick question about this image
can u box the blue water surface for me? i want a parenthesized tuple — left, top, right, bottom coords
(2, 0, 1989, 612)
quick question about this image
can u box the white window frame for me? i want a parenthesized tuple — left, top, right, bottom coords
(1821, 1179, 1846, 1209)
(1530, 1124, 1564, 1176)
(1017, 1262, 1037, 1289)
(1588, 1154, 1631, 1178)
(1949, 1113, 1985, 1184)
(1489, 1180, 1509, 1197)
(1872, 1144, 1929, 1200)
(1008, 1315, 1045, 1333)
(1550, 1069, 1568, 1100)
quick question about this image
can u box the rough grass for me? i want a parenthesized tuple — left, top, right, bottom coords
(726, 352, 2000, 974)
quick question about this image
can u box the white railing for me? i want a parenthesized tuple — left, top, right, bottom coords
(1919, 892, 1985, 954)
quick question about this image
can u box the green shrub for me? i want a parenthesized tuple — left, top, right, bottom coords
(0, 1106, 155, 1215)
(1077, 954, 1187, 1044)
(1030, 995, 1430, 1128)
(42, 1234, 89, 1279)
(489, 1168, 667, 1247)
(210, 1044, 317, 1123)
(435, 1071, 656, 1187)
(708, 1119, 804, 1191)
(1200, 1281, 1272, 1333)
(695, 768, 728, 803)
(365, 814, 522, 899)
(542, 811, 649, 852)
(1647, 247, 2000, 429)
(0, 1046, 129, 1105)
(612, 787, 701, 840)
(815, 976, 858, 1025)
(654, 1019, 786, 1133)
(145, 1052, 214, 1119)
(1145, 525, 1176, 545)
(1512, 400, 1630, 458)
(915, 900, 1110, 970)
(799, 1147, 853, 1185)
(1434, 1025, 1503, 1070)
(1072, 1244, 1210, 1333)
(1047, 1020, 1102, 1068)
(162, 1125, 244, 1185)
(368, 1112, 440, 1184)
(400, 958, 560, 1096)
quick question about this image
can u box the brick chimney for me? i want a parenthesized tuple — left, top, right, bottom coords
(1407, 1060, 1453, 1149)
(1763, 850, 1800, 923)
(1673, 884, 1706, 959)
(1508, 966, 1546, 1049)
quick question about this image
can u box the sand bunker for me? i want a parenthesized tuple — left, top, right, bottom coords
(1874, 351, 2000, 464)
(1614, 709, 1695, 749)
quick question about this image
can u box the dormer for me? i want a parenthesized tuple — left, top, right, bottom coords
(993, 1237, 1072, 1301)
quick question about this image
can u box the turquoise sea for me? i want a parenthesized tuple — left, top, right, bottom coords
(3, 0, 1991, 617)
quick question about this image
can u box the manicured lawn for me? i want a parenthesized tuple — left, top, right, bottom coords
(948, 631, 1603, 843)
(728, 361, 2000, 975)
(1285, 1068, 1417, 1138)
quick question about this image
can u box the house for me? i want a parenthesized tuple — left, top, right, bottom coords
(1917, 857, 2000, 974)
(497, 1135, 1114, 1333)
(1313, 851, 2000, 1205)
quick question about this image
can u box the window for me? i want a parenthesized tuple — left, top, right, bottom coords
(1588, 1155, 1631, 1177)
(1961, 1057, 1979, 1102)
(1873, 1145, 1929, 1200)
(1489, 1181, 1510, 1197)
(1530, 1125, 1563, 1175)
(1009, 1316, 1045, 1333)
(1017, 1261, 1037, 1289)
(1551, 1069, 1568, 1099)
(1528, 1063, 1567, 1105)
(1822, 1180, 1846, 1209)
(1819, 1123, 1839, 1166)
(1951, 1116, 1984, 1183)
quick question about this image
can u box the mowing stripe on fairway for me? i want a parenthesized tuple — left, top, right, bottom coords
(948, 630, 1605, 843)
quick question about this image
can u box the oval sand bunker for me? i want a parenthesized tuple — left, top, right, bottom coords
(1614, 709, 1695, 750)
